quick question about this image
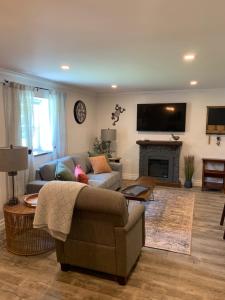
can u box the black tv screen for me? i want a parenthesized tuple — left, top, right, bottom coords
(137, 103, 186, 132)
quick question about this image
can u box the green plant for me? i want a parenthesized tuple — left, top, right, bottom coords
(92, 138, 110, 156)
(184, 155, 194, 180)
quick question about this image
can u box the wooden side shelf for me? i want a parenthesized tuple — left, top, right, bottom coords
(202, 158, 225, 193)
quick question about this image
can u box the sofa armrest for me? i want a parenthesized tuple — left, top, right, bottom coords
(109, 162, 122, 173)
(114, 204, 145, 277)
(26, 180, 49, 194)
(35, 169, 42, 180)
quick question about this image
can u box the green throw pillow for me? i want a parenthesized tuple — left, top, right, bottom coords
(55, 162, 75, 181)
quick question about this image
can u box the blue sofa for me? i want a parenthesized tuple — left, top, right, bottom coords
(26, 152, 122, 194)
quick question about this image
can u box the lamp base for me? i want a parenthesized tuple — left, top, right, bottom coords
(8, 197, 19, 206)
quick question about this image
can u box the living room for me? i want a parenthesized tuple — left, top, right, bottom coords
(0, 1, 225, 299)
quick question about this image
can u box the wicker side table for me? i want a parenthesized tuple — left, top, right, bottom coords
(4, 203, 55, 256)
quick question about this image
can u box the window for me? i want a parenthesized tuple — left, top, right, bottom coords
(32, 97, 53, 155)
(22, 97, 53, 155)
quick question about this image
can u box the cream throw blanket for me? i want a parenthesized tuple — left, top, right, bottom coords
(33, 181, 87, 241)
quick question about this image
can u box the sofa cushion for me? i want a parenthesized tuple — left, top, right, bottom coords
(55, 162, 75, 181)
(88, 171, 120, 189)
(72, 153, 92, 173)
(59, 156, 75, 173)
(39, 160, 57, 181)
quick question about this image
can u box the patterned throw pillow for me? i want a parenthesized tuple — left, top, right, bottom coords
(55, 162, 76, 181)
(74, 165, 88, 184)
(89, 155, 112, 174)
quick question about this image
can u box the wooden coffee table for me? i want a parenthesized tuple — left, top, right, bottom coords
(123, 176, 156, 202)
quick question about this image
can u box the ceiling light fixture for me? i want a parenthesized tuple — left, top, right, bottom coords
(183, 53, 196, 61)
(190, 80, 198, 86)
(61, 65, 70, 70)
(111, 85, 117, 89)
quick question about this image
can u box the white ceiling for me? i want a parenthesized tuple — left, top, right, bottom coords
(1, 0, 225, 92)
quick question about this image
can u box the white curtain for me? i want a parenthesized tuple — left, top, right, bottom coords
(3, 82, 35, 196)
(2, 83, 67, 197)
(49, 89, 67, 159)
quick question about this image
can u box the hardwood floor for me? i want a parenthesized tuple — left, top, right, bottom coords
(0, 187, 224, 300)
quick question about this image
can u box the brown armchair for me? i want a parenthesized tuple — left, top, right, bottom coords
(55, 186, 145, 284)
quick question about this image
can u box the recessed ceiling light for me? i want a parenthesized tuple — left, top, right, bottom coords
(61, 65, 70, 70)
(190, 80, 198, 86)
(183, 53, 196, 61)
(111, 84, 117, 89)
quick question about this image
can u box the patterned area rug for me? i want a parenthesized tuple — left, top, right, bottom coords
(129, 187, 195, 255)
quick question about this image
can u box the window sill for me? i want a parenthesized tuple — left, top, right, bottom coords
(33, 151, 53, 157)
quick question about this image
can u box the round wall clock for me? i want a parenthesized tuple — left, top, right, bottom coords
(74, 100, 87, 124)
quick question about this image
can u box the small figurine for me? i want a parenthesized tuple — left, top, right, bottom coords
(111, 104, 125, 126)
(171, 134, 180, 141)
(216, 136, 221, 146)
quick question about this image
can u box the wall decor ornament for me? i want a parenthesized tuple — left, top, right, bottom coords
(111, 104, 125, 126)
(74, 100, 86, 124)
(171, 134, 180, 141)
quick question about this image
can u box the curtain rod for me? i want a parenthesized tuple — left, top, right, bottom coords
(33, 86, 50, 92)
(2, 80, 50, 92)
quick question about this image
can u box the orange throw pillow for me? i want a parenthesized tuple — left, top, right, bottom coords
(89, 155, 112, 174)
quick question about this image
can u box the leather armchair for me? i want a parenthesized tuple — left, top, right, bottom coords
(55, 186, 145, 284)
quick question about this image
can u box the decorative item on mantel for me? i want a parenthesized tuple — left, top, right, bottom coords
(171, 134, 180, 141)
(216, 136, 221, 146)
(184, 155, 194, 188)
(111, 104, 125, 126)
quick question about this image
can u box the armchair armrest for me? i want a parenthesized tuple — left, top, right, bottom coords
(123, 205, 145, 232)
(114, 204, 145, 277)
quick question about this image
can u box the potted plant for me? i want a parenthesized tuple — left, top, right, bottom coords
(184, 155, 194, 188)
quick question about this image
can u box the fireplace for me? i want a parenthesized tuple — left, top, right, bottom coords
(136, 140, 182, 186)
(148, 159, 169, 178)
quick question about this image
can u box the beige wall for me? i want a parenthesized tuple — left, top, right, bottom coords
(96, 89, 225, 185)
(66, 91, 97, 154)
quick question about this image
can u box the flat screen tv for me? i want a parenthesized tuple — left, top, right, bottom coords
(137, 103, 186, 132)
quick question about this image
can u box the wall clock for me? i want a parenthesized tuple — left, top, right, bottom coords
(74, 100, 87, 124)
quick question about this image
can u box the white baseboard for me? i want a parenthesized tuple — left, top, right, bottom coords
(123, 174, 202, 187)
(122, 173, 139, 180)
(180, 177, 202, 187)
(0, 218, 4, 231)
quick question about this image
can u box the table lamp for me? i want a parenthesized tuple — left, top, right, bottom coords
(101, 129, 116, 158)
(0, 145, 28, 205)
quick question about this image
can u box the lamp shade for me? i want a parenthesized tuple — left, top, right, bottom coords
(101, 129, 116, 141)
(0, 146, 28, 172)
